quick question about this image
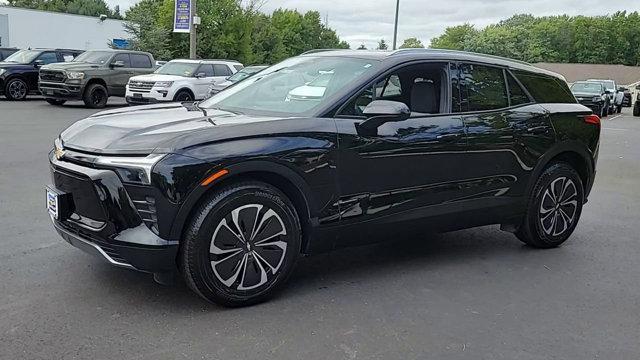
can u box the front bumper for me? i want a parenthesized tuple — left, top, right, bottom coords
(48, 154, 178, 273)
(126, 87, 173, 105)
(39, 81, 84, 99)
(576, 100, 603, 114)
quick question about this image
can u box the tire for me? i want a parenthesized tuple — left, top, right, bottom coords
(634, 103, 640, 117)
(515, 162, 584, 248)
(180, 181, 302, 307)
(599, 105, 606, 119)
(173, 90, 194, 102)
(4, 78, 28, 100)
(83, 83, 108, 108)
(46, 99, 66, 106)
(616, 105, 622, 113)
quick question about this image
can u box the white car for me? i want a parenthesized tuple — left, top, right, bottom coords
(126, 59, 243, 104)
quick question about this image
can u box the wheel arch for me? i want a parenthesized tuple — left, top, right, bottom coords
(173, 87, 195, 101)
(84, 78, 109, 95)
(526, 142, 594, 202)
(171, 160, 317, 254)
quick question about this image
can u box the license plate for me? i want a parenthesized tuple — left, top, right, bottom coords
(45, 90, 53, 95)
(133, 93, 142, 98)
(46, 187, 59, 219)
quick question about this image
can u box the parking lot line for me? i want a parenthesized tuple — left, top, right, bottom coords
(606, 114, 623, 121)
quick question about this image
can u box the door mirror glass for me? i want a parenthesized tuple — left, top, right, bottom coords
(111, 60, 125, 68)
(357, 100, 410, 136)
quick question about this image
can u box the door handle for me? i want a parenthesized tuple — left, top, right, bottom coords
(526, 126, 548, 134)
(436, 133, 461, 141)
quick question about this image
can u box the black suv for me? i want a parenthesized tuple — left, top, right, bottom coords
(0, 48, 82, 100)
(39, 49, 155, 108)
(47, 50, 600, 306)
(570, 81, 609, 118)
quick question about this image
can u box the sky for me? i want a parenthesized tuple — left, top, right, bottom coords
(105, 0, 640, 49)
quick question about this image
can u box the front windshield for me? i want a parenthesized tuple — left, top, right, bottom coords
(571, 83, 602, 94)
(228, 67, 264, 82)
(201, 56, 379, 116)
(4, 50, 41, 64)
(73, 51, 113, 64)
(155, 62, 200, 76)
(602, 81, 615, 91)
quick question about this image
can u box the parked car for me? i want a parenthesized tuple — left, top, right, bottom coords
(587, 79, 619, 114)
(39, 49, 155, 108)
(125, 59, 242, 105)
(206, 65, 267, 97)
(634, 85, 640, 116)
(0, 47, 19, 61)
(0, 48, 82, 100)
(619, 86, 632, 107)
(47, 49, 600, 306)
(570, 81, 609, 118)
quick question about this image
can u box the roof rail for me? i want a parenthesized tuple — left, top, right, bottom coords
(389, 48, 533, 67)
(300, 49, 342, 55)
(200, 59, 242, 63)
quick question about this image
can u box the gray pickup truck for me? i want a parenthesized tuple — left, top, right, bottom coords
(39, 49, 155, 108)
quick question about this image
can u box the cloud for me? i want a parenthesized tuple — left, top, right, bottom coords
(105, 0, 640, 49)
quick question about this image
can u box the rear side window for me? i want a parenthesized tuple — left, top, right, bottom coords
(213, 64, 232, 76)
(506, 72, 531, 106)
(233, 64, 244, 71)
(513, 71, 575, 103)
(457, 63, 508, 112)
(113, 53, 131, 67)
(131, 54, 152, 68)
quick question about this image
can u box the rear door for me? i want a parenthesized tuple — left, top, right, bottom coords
(454, 62, 550, 218)
(212, 64, 233, 84)
(130, 53, 155, 76)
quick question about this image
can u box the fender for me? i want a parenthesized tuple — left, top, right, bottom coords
(167, 159, 319, 241)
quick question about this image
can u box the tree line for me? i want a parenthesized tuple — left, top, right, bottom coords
(429, 12, 640, 66)
(7, 0, 122, 19)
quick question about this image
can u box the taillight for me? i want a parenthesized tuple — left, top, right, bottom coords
(584, 114, 600, 125)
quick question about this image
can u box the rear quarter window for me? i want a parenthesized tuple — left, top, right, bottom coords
(514, 71, 576, 103)
(131, 54, 153, 68)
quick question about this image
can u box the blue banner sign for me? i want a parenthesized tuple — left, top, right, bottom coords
(173, 0, 191, 33)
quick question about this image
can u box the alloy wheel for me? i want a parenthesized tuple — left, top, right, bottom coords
(9, 80, 27, 99)
(209, 204, 288, 291)
(91, 88, 106, 106)
(539, 177, 578, 236)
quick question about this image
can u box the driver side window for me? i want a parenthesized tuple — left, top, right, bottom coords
(339, 74, 403, 117)
(37, 52, 58, 65)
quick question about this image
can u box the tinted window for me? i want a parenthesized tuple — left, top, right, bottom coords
(233, 64, 244, 71)
(514, 71, 575, 103)
(131, 54, 152, 68)
(59, 52, 78, 62)
(339, 74, 402, 117)
(37, 52, 58, 65)
(213, 64, 232, 76)
(507, 72, 531, 106)
(458, 64, 508, 112)
(197, 64, 214, 77)
(450, 63, 462, 112)
(113, 53, 131, 67)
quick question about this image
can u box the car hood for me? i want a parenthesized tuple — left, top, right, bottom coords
(130, 73, 187, 82)
(59, 103, 300, 155)
(42, 62, 101, 71)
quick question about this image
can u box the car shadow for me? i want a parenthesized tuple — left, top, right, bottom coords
(86, 226, 539, 312)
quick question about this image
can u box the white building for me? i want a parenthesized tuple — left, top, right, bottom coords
(0, 6, 129, 50)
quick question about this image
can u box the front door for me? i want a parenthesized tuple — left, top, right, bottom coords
(334, 62, 468, 246)
(109, 53, 134, 96)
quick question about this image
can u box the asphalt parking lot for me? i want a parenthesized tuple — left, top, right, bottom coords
(1, 98, 639, 360)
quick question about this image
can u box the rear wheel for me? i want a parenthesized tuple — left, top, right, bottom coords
(83, 83, 108, 108)
(46, 99, 66, 106)
(634, 102, 640, 117)
(516, 162, 584, 248)
(5, 78, 28, 100)
(180, 181, 302, 307)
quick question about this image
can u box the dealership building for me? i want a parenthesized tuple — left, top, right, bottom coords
(0, 6, 129, 50)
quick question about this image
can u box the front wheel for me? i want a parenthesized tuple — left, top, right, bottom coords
(173, 90, 194, 102)
(516, 162, 584, 248)
(83, 83, 108, 108)
(180, 181, 302, 307)
(5, 78, 28, 100)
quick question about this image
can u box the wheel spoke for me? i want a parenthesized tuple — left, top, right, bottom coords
(212, 253, 248, 288)
(238, 253, 268, 290)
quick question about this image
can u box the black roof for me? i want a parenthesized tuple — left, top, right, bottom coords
(301, 49, 565, 80)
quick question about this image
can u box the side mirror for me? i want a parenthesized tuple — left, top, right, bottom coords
(604, 90, 611, 95)
(357, 100, 411, 136)
(195, 72, 207, 78)
(110, 60, 125, 68)
(34, 60, 45, 67)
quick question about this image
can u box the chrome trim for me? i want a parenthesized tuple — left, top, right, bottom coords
(52, 216, 136, 270)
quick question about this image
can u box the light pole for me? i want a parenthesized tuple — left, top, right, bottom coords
(189, 0, 197, 59)
(392, 0, 400, 50)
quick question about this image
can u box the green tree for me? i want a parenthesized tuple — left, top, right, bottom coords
(399, 37, 424, 49)
(8, 0, 122, 18)
(377, 39, 388, 50)
(357, 44, 367, 50)
(430, 24, 476, 50)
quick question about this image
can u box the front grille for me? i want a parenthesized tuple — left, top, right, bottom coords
(132, 196, 159, 235)
(52, 166, 106, 221)
(128, 80, 155, 92)
(40, 70, 66, 83)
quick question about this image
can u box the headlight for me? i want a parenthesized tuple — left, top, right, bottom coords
(0, 69, 5, 76)
(95, 154, 165, 185)
(65, 71, 85, 80)
(154, 81, 173, 88)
